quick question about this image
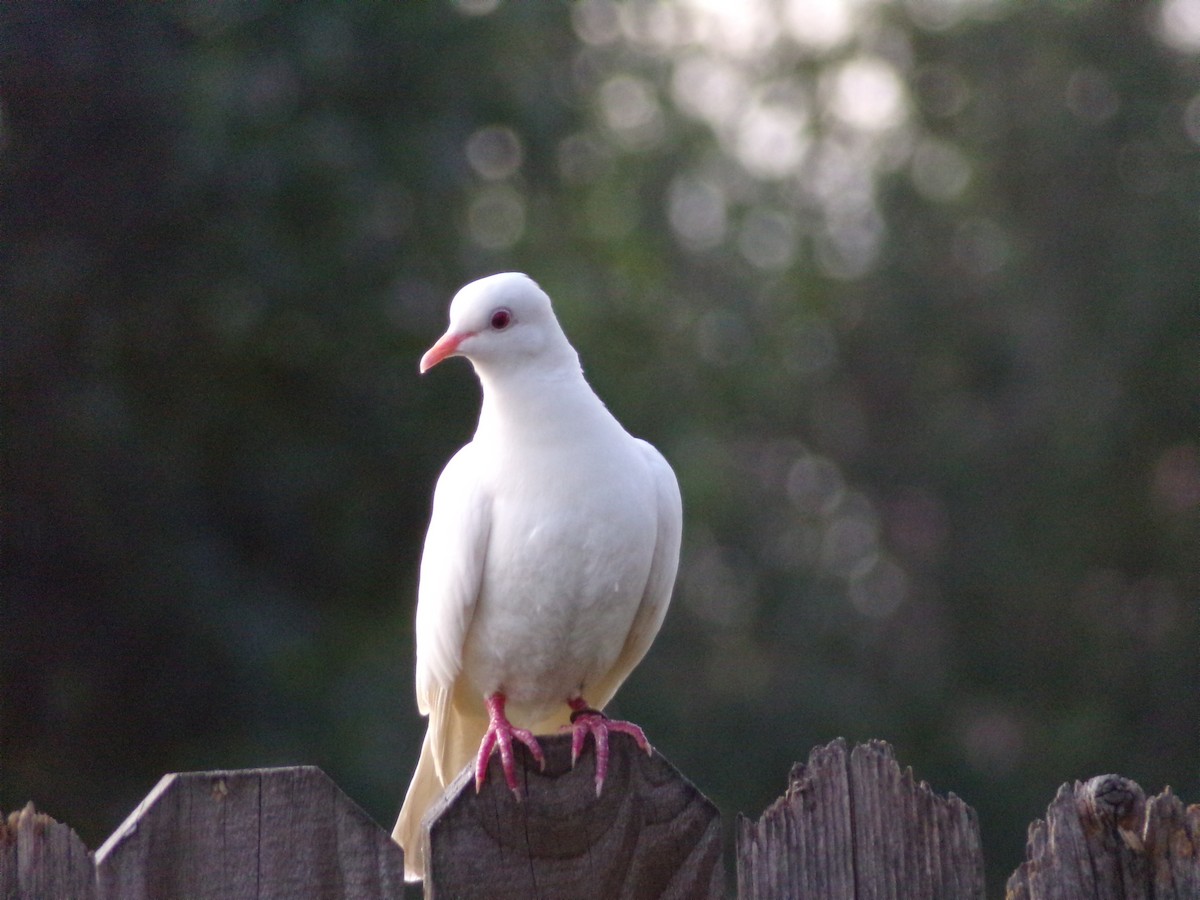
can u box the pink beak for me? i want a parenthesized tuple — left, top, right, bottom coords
(420, 331, 471, 373)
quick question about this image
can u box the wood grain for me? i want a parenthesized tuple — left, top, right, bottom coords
(423, 731, 724, 899)
(92, 766, 406, 899)
(736, 738, 985, 900)
(8, 745, 1195, 897)
(0, 802, 95, 900)
(1006, 774, 1200, 900)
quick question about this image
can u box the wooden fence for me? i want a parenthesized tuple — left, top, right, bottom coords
(2, 736, 1196, 898)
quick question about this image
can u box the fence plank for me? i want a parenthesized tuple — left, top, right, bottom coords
(736, 738, 985, 900)
(0, 803, 95, 900)
(92, 766, 406, 900)
(423, 732, 723, 899)
(1006, 775, 1200, 900)
(7, 748, 1195, 898)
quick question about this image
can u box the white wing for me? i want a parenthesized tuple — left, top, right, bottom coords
(396, 444, 491, 872)
(589, 438, 682, 710)
(414, 442, 490, 718)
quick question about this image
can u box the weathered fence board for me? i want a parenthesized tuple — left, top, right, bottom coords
(93, 766, 406, 899)
(1006, 774, 1200, 900)
(0, 767, 406, 899)
(423, 732, 723, 899)
(736, 738, 986, 900)
(1, 802, 95, 900)
(3, 743, 1197, 898)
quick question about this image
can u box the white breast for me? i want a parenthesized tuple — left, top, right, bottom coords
(459, 432, 658, 724)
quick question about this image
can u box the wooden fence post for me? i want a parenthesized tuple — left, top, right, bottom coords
(736, 738, 986, 899)
(1006, 774, 1200, 899)
(4, 746, 1196, 898)
(92, 766, 406, 899)
(1, 802, 95, 900)
(422, 732, 724, 899)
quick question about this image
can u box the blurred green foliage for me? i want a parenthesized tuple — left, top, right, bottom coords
(2, 1, 1197, 893)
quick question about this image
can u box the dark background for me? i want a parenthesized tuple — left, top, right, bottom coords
(2, 2, 1197, 894)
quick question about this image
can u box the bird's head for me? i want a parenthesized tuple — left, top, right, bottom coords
(420, 273, 574, 376)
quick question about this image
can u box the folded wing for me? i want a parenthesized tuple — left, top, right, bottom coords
(588, 439, 682, 711)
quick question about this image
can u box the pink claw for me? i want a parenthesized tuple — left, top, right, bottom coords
(476, 692, 545, 797)
(566, 697, 652, 796)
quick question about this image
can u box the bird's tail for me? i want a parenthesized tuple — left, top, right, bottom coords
(394, 726, 442, 882)
(394, 689, 488, 882)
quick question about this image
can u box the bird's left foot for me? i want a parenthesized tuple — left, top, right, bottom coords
(565, 697, 652, 796)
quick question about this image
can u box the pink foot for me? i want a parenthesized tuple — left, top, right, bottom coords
(476, 692, 545, 796)
(566, 697, 652, 796)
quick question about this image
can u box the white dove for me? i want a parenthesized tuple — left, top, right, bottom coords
(392, 272, 682, 882)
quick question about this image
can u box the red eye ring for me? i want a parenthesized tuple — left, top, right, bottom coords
(490, 308, 513, 330)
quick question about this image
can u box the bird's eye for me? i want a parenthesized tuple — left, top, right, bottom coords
(490, 308, 513, 330)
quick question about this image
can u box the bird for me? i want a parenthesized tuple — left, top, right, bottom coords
(392, 272, 682, 882)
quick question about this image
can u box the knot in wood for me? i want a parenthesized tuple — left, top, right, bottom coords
(1084, 777, 1137, 830)
(1081, 775, 1145, 838)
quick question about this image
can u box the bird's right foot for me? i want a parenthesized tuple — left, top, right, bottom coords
(476, 692, 545, 796)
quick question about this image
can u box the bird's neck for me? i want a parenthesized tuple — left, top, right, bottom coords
(474, 364, 618, 446)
